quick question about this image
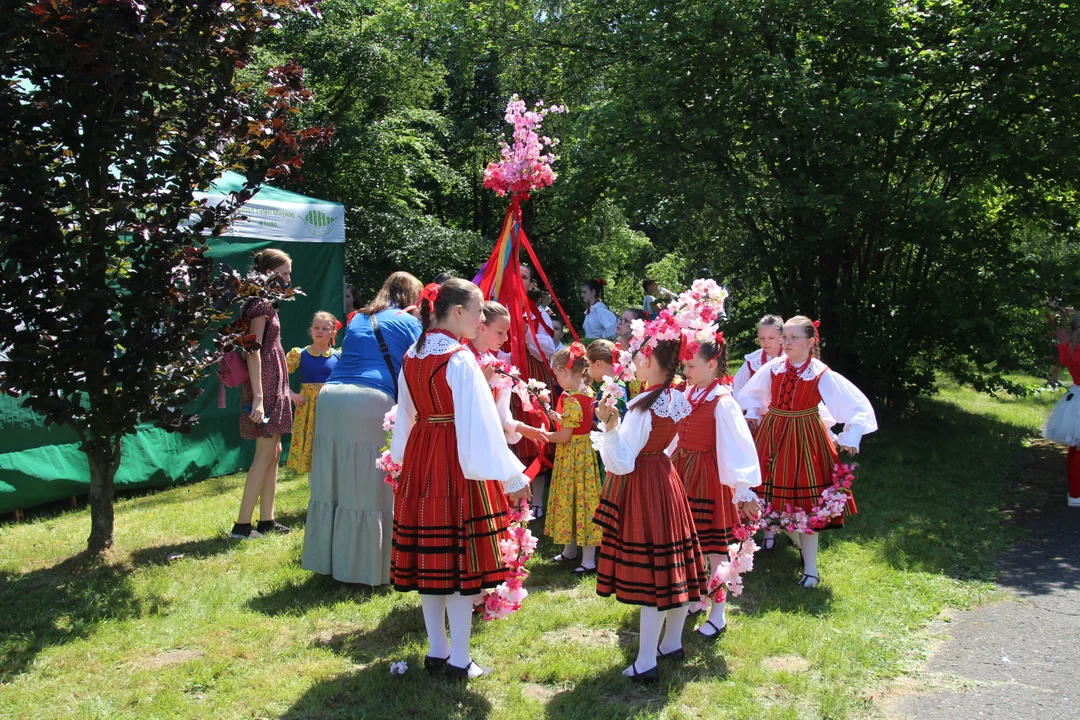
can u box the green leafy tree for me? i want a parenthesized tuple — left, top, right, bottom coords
(0, 0, 330, 554)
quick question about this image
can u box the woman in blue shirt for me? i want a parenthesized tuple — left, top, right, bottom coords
(302, 271, 423, 585)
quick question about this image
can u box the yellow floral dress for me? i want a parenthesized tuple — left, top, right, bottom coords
(546, 391, 604, 546)
(286, 346, 339, 473)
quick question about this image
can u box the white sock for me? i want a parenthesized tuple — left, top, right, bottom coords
(659, 605, 689, 653)
(785, 531, 801, 548)
(419, 595, 450, 658)
(580, 545, 597, 569)
(562, 542, 578, 560)
(531, 475, 547, 510)
(625, 606, 664, 675)
(447, 593, 481, 675)
(801, 533, 819, 583)
(763, 529, 775, 546)
(700, 552, 727, 635)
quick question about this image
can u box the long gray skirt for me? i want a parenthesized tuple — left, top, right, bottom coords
(301, 383, 395, 585)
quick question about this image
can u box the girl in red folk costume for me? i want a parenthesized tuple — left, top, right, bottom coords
(594, 332, 707, 683)
(544, 343, 604, 574)
(467, 301, 547, 448)
(736, 316, 877, 588)
(1042, 315, 1080, 507)
(673, 334, 762, 639)
(389, 279, 532, 680)
(732, 314, 784, 396)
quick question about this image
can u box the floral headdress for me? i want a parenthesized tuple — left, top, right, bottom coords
(622, 279, 730, 376)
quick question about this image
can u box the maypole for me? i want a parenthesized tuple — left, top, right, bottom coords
(476, 96, 576, 380)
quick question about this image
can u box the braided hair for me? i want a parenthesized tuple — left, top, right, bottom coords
(632, 339, 681, 413)
(415, 278, 482, 353)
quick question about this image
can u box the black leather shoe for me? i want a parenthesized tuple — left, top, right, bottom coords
(626, 661, 659, 684)
(696, 619, 727, 642)
(446, 660, 489, 680)
(657, 645, 685, 661)
(424, 655, 449, 674)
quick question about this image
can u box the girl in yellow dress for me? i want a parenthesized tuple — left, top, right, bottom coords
(286, 311, 341, 473)
(544, 343, 604, 575)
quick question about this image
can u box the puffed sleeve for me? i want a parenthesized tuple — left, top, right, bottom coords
(561, 396, 583, 429)
(731, 362, 752, 397)
(494, 386, 522, 444)
(715, 393, 762, 502)
(389, 369, 415, 464)
(600, 403, 653, 475)
(446, 352, 529, 493)
(286, 347, 303, 374)
(817, 369, 878, 451)
(735, 360, 775, 420)
(600, 306, 618, 340)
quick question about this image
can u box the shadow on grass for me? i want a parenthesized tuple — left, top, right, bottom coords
(0, 555, 166, 682)
(835, 396, 1060, 584)
(281, 658, 493, 719)
(247, 573, 395, 617)
(129, 536, 238, 567)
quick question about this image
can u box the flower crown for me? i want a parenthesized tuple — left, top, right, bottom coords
(620, 279, 730, 379)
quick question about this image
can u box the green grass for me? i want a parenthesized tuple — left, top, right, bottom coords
(0, 376, 1066, 719)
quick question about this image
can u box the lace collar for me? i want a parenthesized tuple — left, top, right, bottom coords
(745, 350, 782, 372)
(628, 387, 692, 422)
(407, 330, 462, 359)
(768, 356, 828, 380)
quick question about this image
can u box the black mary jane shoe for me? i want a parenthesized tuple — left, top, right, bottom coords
(446, 660, 489, 681)
(796, 573, 820, 588)
(696, 619, 727, 643)
(550, 552, 577, 564)
(686, 604, 705, 618)
(572, 565, 597, 576)
(424, 655, 449, 674)
(626, 661, 659, 684)
(657, 645, 685, 662)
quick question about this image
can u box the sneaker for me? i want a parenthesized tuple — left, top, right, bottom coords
(1068, 496, 1080, 508)
(257, 520, 292, 534)
(230, 523, 263, 540)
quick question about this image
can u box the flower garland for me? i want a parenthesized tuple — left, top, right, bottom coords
(475, 501, 538, 621)
(376, 405, 402, 492)
(702, 523, 759, 606)
(483, 95, 567, 197)
(755, 463, 856, 535)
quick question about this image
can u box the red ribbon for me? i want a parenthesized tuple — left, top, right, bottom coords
(566, 342, 585, 369)
(331, 319, 344, 346)
(812, 319, 821, 342)
(418, 283, 441, 310)
(714, 331, 725, 346)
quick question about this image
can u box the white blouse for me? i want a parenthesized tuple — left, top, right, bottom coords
(673, 385, 762, 503)
(390, 336, 529, 493)
(732, 350, 781, 396)
(599, 389, 691, 475)
(582, 301, 618, 340)
(735, 357, 878, 451)
(525, 307, 556, 362)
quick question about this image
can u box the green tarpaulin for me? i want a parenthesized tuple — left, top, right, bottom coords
(0, 175, 346, 513)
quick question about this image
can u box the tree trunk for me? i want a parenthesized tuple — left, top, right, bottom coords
(85, 444, 120, 555)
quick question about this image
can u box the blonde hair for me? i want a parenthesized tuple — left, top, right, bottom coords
(252, 248, 292, 273)
(311, 310, 338, 327)
(786, 315, 820, 358)
(586, 338, 616, 364)
(482, 301, 510, 323)
(551, 342, 590, 388)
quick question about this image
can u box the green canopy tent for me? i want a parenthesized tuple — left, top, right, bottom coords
(0, 173, 346, 513)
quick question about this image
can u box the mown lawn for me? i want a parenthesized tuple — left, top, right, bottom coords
(0, 375, 1065, 719)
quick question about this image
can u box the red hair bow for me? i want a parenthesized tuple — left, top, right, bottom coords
(596, 278, 607, 287)
(812, 320, 821, 341)
(331, 320, 344, 346)
(714, 331, 725, 346)
(418, 283, 441, 309)
(566, 342, 585, 369)
(614, 342, 621, 352)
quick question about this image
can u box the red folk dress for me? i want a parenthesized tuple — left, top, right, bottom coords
(389, 330, 529, 595)
(672, 382, 762, 555)
(736, 357, 878, 531)
(593, 389, 707, 610)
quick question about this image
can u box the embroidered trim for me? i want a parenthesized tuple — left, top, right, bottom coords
(648, 388, 692, 422)
(768, 356, 828, 380)
(687, 382, 731, 406)
(406, 332, 461, 359)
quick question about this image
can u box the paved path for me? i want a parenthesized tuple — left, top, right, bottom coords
(896, 441, 1079, 719)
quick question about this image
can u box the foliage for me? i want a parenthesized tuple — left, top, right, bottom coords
(0, 0, 330, 553)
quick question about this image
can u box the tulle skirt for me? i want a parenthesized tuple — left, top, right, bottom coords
(1042, 385, 1080, 447)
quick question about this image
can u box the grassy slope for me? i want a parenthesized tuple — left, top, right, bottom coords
(0, 375, 1065, 720)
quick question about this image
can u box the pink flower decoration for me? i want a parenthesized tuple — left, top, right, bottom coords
(483, 95, 567, 197)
